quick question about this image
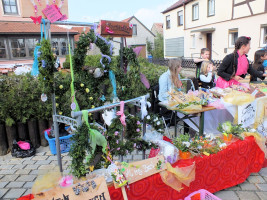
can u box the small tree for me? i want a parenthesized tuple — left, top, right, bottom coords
(146, 39, 153, 56)
(153, 33, 164, 58)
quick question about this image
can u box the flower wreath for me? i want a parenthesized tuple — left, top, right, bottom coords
(145, 113, 165, 134)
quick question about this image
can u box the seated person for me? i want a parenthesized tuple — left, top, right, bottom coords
(159, 58, 182, 102)
(250, 49, 267, 82)
(199, 61, 217, 89)
(194, 48, 214, 80)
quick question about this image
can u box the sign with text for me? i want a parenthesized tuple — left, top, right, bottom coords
(34, 176, 111, 200)
(114, 155, 166, 189)
(238, 101, 256, 128)
(42, 5, 62, 23)
(100, 20, 133, 37)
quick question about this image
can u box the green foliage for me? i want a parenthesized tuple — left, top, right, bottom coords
(217, 121, 245, 140)
(173, 134, 191, 152)
(152, 33, 164, 58)
(62, 54, 70, 69)
(145, 114, 164, 134)
(146, 39, 153, 56)
(69, 122, 92, 178)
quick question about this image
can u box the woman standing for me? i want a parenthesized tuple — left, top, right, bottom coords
(217, 36, 267, 88)
(159, 58, 182, 102)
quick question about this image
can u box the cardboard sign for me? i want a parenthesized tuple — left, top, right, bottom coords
(100, 20, 133, 37)
(238, 101, 256, 128)
(114, 156, 166, 189)
(42, 5, 62, 23)
(34, 176, 111, 200)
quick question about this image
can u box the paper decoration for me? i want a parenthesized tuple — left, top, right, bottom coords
(34, 176, 110, 200)
(58, 14, 68, 21)
(238, 101, 256, 128)
(42, 5, 62, 23)
(30, 16, 42, 24)
(113, 155, 166, 189)
(41, 93, 47, 102)
(102, 110, 116, 126)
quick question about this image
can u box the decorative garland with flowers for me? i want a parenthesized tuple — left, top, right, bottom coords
(145, 113, 165, 134)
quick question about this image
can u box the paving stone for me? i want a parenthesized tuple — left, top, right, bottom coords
(0, 175, 19, 182)
(13, 164, 26, 169)
(259, 168, 267, 177)
(15, 169, 31, 175)
(36, 146, 50, 153)
(3, 188, 26, 199)
(8, 159, 23, 164)
(0, 182, 9, 188)
(62, 155, 71, 161)
(31, 156, 48, 161)
(0, 169, 17, 175)
(0, 165, 14, 170)
(23, 188, 32, 196)
(22, 156, 34, 160)
(23, 182, 34, 188)
(248, 176, 266, 184)
(38, 164, 56, 170)
(6, 181, 25, 188)
(236, 191, 260, 200)
(256, 192, 267, 200)
(47, 156, 58, 161)
(23, 160, 36, 165)
(250, 173, 260, 176)
(214, 191, 239, 200)
(35, 152, 46, 156)
(29, 169, 47, 175)
(35, 160, 52, 165)
(256, 184, 267, 191)
(16, 175, 36, 182)
(264, 177, 267, 182)
(0, 175, 3, 180)
(0, 189, 9, 199)
(239, 182, 259, 191)
(225, 185, 241, 191)
(24, 164, 39, 170)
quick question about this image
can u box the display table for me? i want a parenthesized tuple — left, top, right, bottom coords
(108, 136, 265, 200)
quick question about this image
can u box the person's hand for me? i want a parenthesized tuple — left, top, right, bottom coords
(233, 75, 243, 81)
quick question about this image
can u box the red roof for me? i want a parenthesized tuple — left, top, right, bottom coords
(0, 22, 78, 34)
(152, 23, 163, 35)
(162, 0, 193, 14)
(122, 17, 132, 22)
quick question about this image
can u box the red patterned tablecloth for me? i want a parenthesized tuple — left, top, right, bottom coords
(108, 136, 265, 200)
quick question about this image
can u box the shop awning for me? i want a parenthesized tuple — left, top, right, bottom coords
(191, 28, 215, 33)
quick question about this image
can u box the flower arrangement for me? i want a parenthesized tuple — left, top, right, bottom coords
(145, 114, 165, 134)
(173, 134, 191, 153)
(217, 121, 245, 140)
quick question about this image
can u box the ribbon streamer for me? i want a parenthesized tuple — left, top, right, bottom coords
(140, 96, 151, 120)
(116, 101, 126, 126)
(31, 46, 41, 76)
(109, 70, 117, 100)
(100, 54, 111, 68)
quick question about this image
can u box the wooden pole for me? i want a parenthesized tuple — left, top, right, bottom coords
(121, 187, 128, 200)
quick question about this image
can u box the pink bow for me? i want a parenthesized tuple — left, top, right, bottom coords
(116, 101, 126, 126)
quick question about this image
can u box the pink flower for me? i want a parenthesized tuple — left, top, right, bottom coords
(136, 129, 140, 132)
(137, 121, 141, 125)
(133, 143, 136, 148)
(116, 140, 119, 144)
(115, 131, 119, 136)
(117, 147, 120, 150)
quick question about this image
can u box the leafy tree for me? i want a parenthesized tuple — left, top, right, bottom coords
(153, 33, 164, 58)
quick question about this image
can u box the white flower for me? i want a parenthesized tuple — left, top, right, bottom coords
(197, 145, 202, 149)
(156, 121, 160, 125)
(182, 141, 190, 147)
(158, 129, 162, 132)
(146, 115, 151, 120)
(250, 128, 256, 132)
(219, 143, 227, 148)
(222, 122, 232, 133)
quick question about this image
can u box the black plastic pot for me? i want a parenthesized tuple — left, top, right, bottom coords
(6, 125, 18, 151)
(38, 119, 48, 147)
(17, 122, 29, 140)
(28, 119, 40, 148)
(0, 123, 8, 155)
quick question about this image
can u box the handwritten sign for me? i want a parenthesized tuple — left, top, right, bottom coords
(114, 156, 166, 189)
(100, 20, 133, 37)
(238, 101, 256, 128)
(42, 5, 62, 23)
(34, 176, 111, 200)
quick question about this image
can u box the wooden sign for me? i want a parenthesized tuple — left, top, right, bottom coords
(100, 20, 133, 37)
(42, 5, 62, 23)
(114, 155, 166, 189)
(34, 176, 111, 200)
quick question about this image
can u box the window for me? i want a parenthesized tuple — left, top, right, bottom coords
(132, 24, 137, 36)
(260, 26, 267, 47)
(2, 0, 18, 15)
(52, 38, 59, 56)
(0, 39, 7, 59)
(10, 38, 26, 58)
(60, 38, 68, 55)
(192, 4, 199, 21)
(177, 11, 183, 26)
(208, 0, 215, 16)
(26, 38, 39, 57)
(229, 29, 238, 48)
(191, 34, 196, 48)
(166, 15, 170, 29)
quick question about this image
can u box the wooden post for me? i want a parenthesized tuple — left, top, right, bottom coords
(121, 187, 128, 200)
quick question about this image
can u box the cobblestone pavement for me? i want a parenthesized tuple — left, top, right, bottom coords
(1, 144, 267, 200)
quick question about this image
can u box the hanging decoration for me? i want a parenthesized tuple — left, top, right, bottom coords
(41, 93, 47, 102)
(30, 0, 42, 24)
(116, 101, 126, 127)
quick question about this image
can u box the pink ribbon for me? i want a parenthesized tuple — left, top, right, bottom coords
(116, 101, 126, 126)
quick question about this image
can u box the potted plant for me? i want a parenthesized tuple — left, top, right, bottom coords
(173, 134, 191, 159)
(217, 121, 245, 142)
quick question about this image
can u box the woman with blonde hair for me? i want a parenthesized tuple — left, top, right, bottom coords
(159, 58, 182, 102)
(199, 61, 217, 89)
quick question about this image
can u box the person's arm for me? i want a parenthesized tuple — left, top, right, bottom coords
(200, 72, 213, 83)
(194, 58, 205, 63)
(247, 64, 265, 80)
(158, 74, 169, 101)
(217, 54, 233, 81)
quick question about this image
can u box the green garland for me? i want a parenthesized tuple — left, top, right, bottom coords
(145, 114, 165, 134)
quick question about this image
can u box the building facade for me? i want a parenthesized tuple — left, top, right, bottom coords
(162, 0, 267, 60)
